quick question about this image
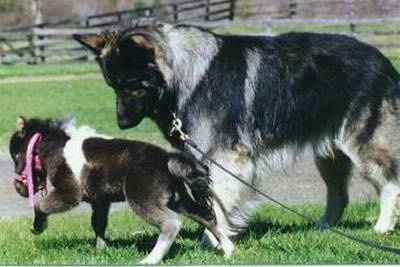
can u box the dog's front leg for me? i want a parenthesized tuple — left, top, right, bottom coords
(201, 150, 257, 247)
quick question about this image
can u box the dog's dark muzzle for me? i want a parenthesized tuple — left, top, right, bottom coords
(117, 116, 139, 129)
(116, 104, 145, 129)
(116, 92, 151, 129)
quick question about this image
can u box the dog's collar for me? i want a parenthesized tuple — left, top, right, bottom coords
(170, 112, 189, 141)
(14, 133, 46, 207)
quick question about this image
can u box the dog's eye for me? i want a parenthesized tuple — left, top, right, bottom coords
(126, 77, 139, 83)
(128, 89, 147, 97)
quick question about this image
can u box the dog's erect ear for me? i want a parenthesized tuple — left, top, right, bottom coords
(129, 33, 155, 51)
(73, 34, 105, 55)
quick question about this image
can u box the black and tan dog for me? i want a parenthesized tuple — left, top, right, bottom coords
(9, 117, 233, 264)
(74, 18, 400, 247)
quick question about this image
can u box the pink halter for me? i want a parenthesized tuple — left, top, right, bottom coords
(14, 133, 43, 207)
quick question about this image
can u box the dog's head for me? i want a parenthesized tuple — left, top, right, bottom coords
(9, 117, 47, 198)
(73, 22, 167, 129)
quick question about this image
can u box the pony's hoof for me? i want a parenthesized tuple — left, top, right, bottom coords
(30, 225, 45, 235)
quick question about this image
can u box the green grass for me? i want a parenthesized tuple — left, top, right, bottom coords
(1, 201, 399, 264)
(0, 62, 99, 78)
(0, 73, 165, 147)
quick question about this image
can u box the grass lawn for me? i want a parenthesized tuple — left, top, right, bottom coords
(0, 62, 99, 78)
(0, 201, 399, 264)
(0, 69, 165, 148)
(1, 27, 400, 264)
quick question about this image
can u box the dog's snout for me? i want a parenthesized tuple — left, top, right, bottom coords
(117, 116, 134, 129)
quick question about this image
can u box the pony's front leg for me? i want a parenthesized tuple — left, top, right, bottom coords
(31, 206, 48, 234)
(31, 180, 82, 234)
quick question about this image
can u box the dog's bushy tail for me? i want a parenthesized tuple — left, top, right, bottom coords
(167, 152, 214, 217)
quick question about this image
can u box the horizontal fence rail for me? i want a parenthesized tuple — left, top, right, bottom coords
(0, 0, 399, 64)
(0, 0, 233, 64)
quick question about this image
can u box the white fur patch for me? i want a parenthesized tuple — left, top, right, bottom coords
(163, 26, 219, 109)
(62, 120, 111, 182)
(139, 218, 182, 264)
(210, 150, 258, 234)
(256, 145, 302, 174)
(185, 113, 215, 158)
(244, 48, 261, 111)
(374, 182, 400, 233)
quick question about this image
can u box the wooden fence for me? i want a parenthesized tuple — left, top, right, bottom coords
(1, 0, 400, 64)
(0, 0, 234, 64)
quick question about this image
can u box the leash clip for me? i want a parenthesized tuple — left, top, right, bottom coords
(170, 113, 189, 141)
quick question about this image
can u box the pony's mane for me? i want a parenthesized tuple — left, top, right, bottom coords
(21, 118, 73, 142)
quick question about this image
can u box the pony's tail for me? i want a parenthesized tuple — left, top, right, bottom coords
(167, 152, 214, 215)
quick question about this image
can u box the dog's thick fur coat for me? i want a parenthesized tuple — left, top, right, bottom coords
(74, 19, 400, 244)
(9, 117, 233, 264)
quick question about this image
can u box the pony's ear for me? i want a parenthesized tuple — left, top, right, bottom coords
(16, 116, 28, 138)
(16, 116, 26, 132)
(73, 34, 106, 55)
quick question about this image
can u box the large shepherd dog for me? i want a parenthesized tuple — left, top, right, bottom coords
(74, 19, 400, 245)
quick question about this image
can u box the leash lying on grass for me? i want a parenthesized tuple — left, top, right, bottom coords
(170, 114, 400, 256)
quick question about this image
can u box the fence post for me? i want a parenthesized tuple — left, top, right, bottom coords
(37, 25, 45, 63)
(205, 0, 210, 21)
(289, 0, 297, 18)
(31, 27, 45, 63)
(266, 19, 273, 36)
(31, 0, 44, 64)
(229, 0, 236, 20)
(144, 8, 153, 17)
(173, 4, 179, 22)
(347, 0, 356, 35)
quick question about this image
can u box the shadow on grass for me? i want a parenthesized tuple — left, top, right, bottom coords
(34, 216, 375, 258)
(105, 227, 211, 261)
(35, 236, 93, 250)
(238, 216, 374, 240)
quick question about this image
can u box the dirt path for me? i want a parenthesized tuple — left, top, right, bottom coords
(0, 147, 376, 219)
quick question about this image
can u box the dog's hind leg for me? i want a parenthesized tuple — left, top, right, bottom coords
(136, 206, 182, 265)
(314, 148, 353, 229)
(356, 145, 400, 233)
(90, 201, 111, 249)
(337, 101, 400, 233)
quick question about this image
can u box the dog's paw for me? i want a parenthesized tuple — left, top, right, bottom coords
(220, 238, 234, 259)
(138, 257, 160, 265)
(95, 237, 107, 249)
(374, 221, 394, 234)
(314, 220, 330, 230)
(200, 231, 221, 249)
